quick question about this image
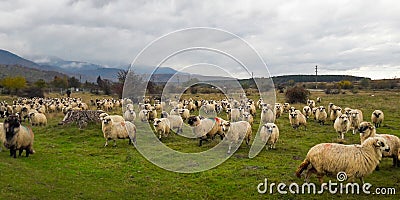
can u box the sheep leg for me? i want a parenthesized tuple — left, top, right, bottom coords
(25, 148, 30, 157)
(227, 142, 233, 154)
(19, 149, 23, 157)
(392, 155, 398, 167)
(113, 140, 117, 147)
(104, 139, 109, 147)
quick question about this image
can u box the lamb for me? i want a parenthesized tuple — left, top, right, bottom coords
(359, 121, 400, 167)
(333, 114, 350, 140)
(289, 110, 307, 130)
(153, 118, 171, 140)
(29, 112, 47, 126)
(101, 115, 136, 147)
(371, 110, 384, 128)
(329, 106, 342, 122)
(242, 112, 254, 126)
(261, 106, 275, 124)
(349, 109, 363, 134)
(188, 116, 225, 146)
(315, 106, 327, 125)
(123, 109, 136, 122)
(138, 109, 149, 122)
(260, 123, 279, 150)
(295, 137, 390, 184)
(179, 108, 190, 121)
(221, 121, 252, 154)
(160, 111, 183, 134)
(302, 106, 312, 120)
(3, 115, 35, 158)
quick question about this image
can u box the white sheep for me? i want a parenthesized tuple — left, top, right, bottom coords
(296, 137, 390, 184)
(371, 110, 384, 128)
(274, 103, 283, 119)
(138, 109, 149, 122)
(147, 108, 157, 121)
(283, 103, 291, 113)
(29, 112, 47, 126)
(221, 121, 252, 154)
(123, 109, 136, 122)
(227, 108, 241, 122)
(101, 116, 134, 147)
(333, 114, 350, 140)
(349, 109, 363, 134)
(359, 121, 400, 167)
(241, 112, 254, 126)
(170, 107, 180, 116)
(99, 113, 125, 123)
(315, 106, 327, 125)
(261, 106, 275, 124)
(302, 106, 312, 120)
(307, 99, 316, 109)
(160, 111, 183, 134)
(327, 103, 334, 116)
(289, 110, 307, 130)
(316, 97, 321, 103)
(260, 123, 279, 150)
(153, 118, 171, 139)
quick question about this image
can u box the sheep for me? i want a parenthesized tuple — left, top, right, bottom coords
(226, 108, 241, 122)
(187, 116, 225, 146)
(302, 106, 312, 120)
(289, 110, 307, 130)
(283, 103, 291, 113)
(295, 136, 390, 184)
(138, 109, 149, 122)
(312, 107, 318, 121)
(274, 103, 283, 119)
(221, 121, 252, 154)
(29, 112, 47, 126)
(246, 104, 257, 117)
(179, 108, 190, 121)
(349, 109, 363, 134)
(371, 110, 384, 128)
(333, 114, 350, 140)
(153, 118, 171, 140)
(316, 97, 321, 103)
(315, 106, 327, 125)
(260, 123, 279, 150)
(327, 103, 334, 116)
(101, 116, 134, 147)
(241, 112, 254, 126)
(99, 113, 125, 123)
(0, 123, 4, 152)
(147, 108, 157, 121)
(3, 115, 35, 158)
(123, 109, 136, 122)
(261, 106, 275, 124)
(359, 121, 400, 167)
(307, 99, 316, 109)
(160, 111, 183, 134)
(329, 106, 342, 122)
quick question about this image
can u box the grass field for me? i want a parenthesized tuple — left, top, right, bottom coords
(1, 91, 400, 199)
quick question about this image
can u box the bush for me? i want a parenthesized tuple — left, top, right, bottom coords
(17, 87, 44, 98)
(285, 86, 310, 104)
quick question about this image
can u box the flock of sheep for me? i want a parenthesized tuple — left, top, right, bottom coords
(0, 94, 399, 186)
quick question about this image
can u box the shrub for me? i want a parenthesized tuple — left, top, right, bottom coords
(285, 86, 310, 104)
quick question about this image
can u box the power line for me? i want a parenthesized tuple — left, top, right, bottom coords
(315, 65, 318, 89)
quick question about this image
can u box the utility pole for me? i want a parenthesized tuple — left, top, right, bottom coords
(315, 65, 318, 89)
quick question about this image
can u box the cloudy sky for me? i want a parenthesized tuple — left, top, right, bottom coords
(1, 0, 400, 79)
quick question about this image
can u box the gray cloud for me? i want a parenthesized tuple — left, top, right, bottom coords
(0, 0, 399, 79)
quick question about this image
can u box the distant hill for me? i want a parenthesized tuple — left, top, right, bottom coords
(0, 49, 42, 69)
(271, 75, 369, 85)
(0, 64, 67, 82)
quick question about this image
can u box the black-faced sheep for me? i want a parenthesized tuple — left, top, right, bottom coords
(221, 121, 252, 154)
(260, 123, 279, 150)
(371, 110, 384, 128)
(179, 108, 190, 121)
(329, 106, 342, 122)
(302, 106, 312, 120)
(315, 106, 327, 125)
(359, 121, 400, 167)
(333, 114, 350, 140)
(3, 115, 35, 158)
(283, 103, 291, 113)
(147, 108, 157, 121)
(289, 111, 307, 130)
(296, 137, 390, 184)
(29, 112, 47, 126)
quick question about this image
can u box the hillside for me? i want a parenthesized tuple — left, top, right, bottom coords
(0, 64, 67, 82)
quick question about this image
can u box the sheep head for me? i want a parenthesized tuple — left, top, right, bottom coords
(187, 116, 200, 126)
(290, 112, 298, 119)
(264, 123, 276, 134)
(370, 137, 390, 153)
(102, 116, 112, 125)
(338, 114, 349, 124)
(4, 115, 20, 142)
(153, 118, 161, 127)
(359, 122, 376, 140)
(221, 121, 231, 132)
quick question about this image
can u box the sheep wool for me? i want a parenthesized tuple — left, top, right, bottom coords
(296, 137, 389, 184)
(260, 123, 279, 150)
(221, 121, 252, 154)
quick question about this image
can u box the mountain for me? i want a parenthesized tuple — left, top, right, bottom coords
(0, 64, 67, 82)
(0, 49, 42, 69)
